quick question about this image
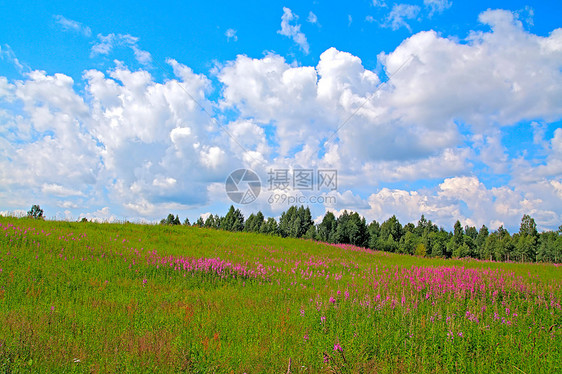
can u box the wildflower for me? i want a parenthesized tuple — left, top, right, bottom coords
(320, 316, 326, 323)
(329, 296, 336, 304)
(300, 309, 305, 317)
(303, 334, 309, 341)
(333, 343, 343, 352)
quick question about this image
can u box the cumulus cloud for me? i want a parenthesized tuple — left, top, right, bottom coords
(1, 9, 561, 230)
(363, 176, 560, 231)
(53, 15, 92, 37)
(278, 7, 310, 54)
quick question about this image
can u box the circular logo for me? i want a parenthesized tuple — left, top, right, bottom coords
(225, 169, 261, 204)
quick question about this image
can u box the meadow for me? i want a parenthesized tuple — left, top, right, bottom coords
(0, 216, 560, 373)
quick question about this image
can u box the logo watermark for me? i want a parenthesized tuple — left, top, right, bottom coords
(225, 169, 261, 204)
(267, 169, 337, 191)
(225, 168, 338, 205)
(267, 193, 337, 205)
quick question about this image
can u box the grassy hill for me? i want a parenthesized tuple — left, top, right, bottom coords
(0, 217, 560, 373)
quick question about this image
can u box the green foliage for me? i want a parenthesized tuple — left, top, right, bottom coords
(520, 214, 538, 237)
(260, 217, 279, 235)
(334, 211, 368, 247)
(0, 216, 560, 373)
(160, 213, 180, 226)
(245, 211, 264, 233)
(380, 215, 404, 244)
(221, 205, 244, 232)
(318, 211, 337, 243)
(414, 242, 427, 257)
(146, 207, 557, 263)
(27, 204, 44, 219)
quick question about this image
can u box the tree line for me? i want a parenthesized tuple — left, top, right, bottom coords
(161, 206, 561, 263)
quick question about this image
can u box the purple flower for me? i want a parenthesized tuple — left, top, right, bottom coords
(333, 343, 343, 352)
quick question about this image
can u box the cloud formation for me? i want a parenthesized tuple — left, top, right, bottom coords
(385, 4, 421, 31)
(1, 9, 561, 231)
(91, 33, 152, 65)
(53, 15, 92, 37)
(278, 7, 310, 54)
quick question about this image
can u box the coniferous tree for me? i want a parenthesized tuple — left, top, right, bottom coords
(278, 206, 297, 237)
(318, 211, 337, 243)
(222, 205, 244, 232)
(476, 225, 489, 258)
(368, 220, 381, 249)
(379, 215, 403, 252)
(260, 217, 279, 235)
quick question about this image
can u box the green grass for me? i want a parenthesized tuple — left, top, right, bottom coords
(0, 217, 560, 373)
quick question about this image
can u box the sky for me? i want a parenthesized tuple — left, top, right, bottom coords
(0, 0, 561, 232)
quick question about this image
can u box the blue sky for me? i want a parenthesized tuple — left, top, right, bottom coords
(0, 0, 561, 232)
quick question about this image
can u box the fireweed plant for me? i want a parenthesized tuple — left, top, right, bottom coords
(0, 217, 560, 373)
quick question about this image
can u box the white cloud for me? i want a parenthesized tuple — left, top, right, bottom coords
(380, 10, 562, 130)
(200, 146, 226, 169)
(53, 15, 92, 37)
(384, 4, 421, 31)
(218, 53, 322, 155)
(362, 176, 560, 231)
(515, 6, 534, 28)
(225, 28, 238, 42)
(80, 207, 117, 223)
(1, 9, 561, 230)
(307, 11, 318, 24)
(91, 33, 152, 65)
(0, 44, 28, 73)
(42, 184, 84, 197)
(0, 77, 14, 100)
(423, 0, 452, 16)
(278, 7, 310, 54)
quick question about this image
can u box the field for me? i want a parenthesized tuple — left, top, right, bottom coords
(0, 217, 560, 373)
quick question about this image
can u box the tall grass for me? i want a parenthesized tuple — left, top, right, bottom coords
(0, 217, 560, 373)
